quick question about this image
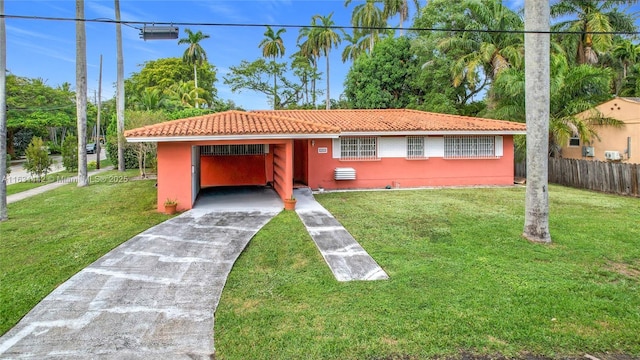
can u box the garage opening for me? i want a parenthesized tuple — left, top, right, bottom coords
(200, 144, 270, 188)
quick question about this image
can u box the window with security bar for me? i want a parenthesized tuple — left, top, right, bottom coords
(201, 144, 265, 156)
(340, 137, 377, 160)
(444, 136, 495, 158)
(407, 136, 426, 159)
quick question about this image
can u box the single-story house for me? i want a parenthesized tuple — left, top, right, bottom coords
(124, 109, 527, 212)
(561, 97, 640, 163)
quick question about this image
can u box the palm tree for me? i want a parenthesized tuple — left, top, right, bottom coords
(115, 0, 125, 171)
(490, 53, 617, 156)
(612, 38, 640, 80)
(298, 20, 321, 107)
(523, 0, 551, 243)
(76, 0, 88, 187)
(551, 0, 639, 65)
(438, 0, 523, 89)
(1, 0, 8, 220)
(341, 31, 367, 63)
(291, 48, 319, 105)
(178, 29, 210, 108)
(382, 0, 420, 35)
(130, 88, 167, 110)
(345, 0, 386, 54)
(259, 26, 286, 109)
(311, 13, 342, 110)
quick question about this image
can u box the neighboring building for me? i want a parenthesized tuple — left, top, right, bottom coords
(124, 109, 526, 212)
(561, 97, 640, 163)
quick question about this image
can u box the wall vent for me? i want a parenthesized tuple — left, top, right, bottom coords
(334, 167, 356, 180)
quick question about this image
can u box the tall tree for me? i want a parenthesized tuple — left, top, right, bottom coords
(311, 13, 342, 110)
(178, 29, 210, 108)
(76, 0, 88, 187)
(345, 0, 386, 54)
(611, 38, 640, 88)
(437, 0, 524, 90)
(523, 0, 551, 243)
(115, 0, 125, 171)
(223, 59, 302, 109)
(297, 21, 321, 106)
(341, 31, 368, 63)
(344, 37, 420, 109)
(551, 0, 638, 65)
(382, 0, 420, 35)
(258, 26, 286, 109)
(1, 0, 8, 221)
(490, 54, 616, 156)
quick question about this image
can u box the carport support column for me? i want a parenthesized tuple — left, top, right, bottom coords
(284, 140, 294, 199)
(272, 140, 294, 201)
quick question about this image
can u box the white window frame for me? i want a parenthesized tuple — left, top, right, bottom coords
(339, 136, 378, 160)
(406, 136, 426, 159)
(444, 136, 495, 159)
(569, 136, 580, 147)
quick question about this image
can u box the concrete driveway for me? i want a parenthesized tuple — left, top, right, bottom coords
(0, 190, 281, 359)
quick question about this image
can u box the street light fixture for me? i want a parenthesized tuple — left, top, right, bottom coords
(139, 25, 179, 40)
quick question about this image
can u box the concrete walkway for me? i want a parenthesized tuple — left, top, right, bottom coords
(294, 188, 389, 282)
(7, 166, 114, 204)
(0, 205, 279, 359)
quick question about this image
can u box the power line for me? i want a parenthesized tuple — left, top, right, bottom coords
(1, 13, 639, 36)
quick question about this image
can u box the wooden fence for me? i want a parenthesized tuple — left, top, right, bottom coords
(516, 158, 640, 197)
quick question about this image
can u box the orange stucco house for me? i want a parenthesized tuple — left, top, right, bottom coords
(561, 97, 640, 163)
(124, 109, 527, 212)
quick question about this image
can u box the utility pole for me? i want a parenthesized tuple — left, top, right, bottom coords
(1, 0, 8, 221)
(115, 0, 125, 172)
(96, 54, 102, 170)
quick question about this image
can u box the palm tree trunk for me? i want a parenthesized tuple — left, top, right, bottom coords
(76, 0, 88, 187)
(0, 0, 8, 221)
(523, 0, 551, 243)
(115, 0, 125, 171)
(193, 63, 199, 109)
(325, 51, 331, 110)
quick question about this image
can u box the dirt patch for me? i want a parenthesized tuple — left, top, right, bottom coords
(130, 174, 158, 181)
(607, 261, 640, 279)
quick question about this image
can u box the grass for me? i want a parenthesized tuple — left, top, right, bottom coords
(215, 185, 640, 359)
(6, 159, 113, 196)
(0, 169, 169, 335)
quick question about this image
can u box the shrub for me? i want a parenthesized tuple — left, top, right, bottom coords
(23, 137, 53, 182)
(46, 141, 62, 155)
(61, 135, 78, 171)
(105, 139, 139, 170)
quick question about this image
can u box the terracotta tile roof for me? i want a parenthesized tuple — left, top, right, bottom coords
(124, 110, 341, 138)
(253, 109, 526, 133)
(125, 109, 526, 140)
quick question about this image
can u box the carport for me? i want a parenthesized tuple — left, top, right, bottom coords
(124, 110, 338, 212)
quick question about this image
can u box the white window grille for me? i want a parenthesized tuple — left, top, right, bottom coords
(444, 136, 495, 158)
(340, 137, 377, 160)
(201, 144, 264, 156)
(407, 136, 426, 159)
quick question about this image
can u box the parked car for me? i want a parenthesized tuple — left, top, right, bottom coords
(86, 143, 97, 154)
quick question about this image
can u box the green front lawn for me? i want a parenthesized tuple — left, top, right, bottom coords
(0, 169, 168, 335)
(215, 186, 640, 359)
(6, 159, 113, 196)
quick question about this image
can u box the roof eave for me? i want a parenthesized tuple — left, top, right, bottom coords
(339, 130, 527, 136)
(125, 133, 340, 143)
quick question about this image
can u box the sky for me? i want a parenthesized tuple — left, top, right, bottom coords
(3, 0, 640, 111)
